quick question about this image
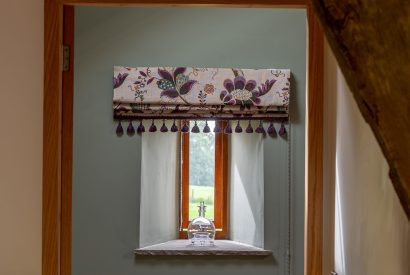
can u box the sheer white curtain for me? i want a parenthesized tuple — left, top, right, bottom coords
(229, 121, 264, 248)
(139, 120, 265, 248)
(139, 121, 179, 247)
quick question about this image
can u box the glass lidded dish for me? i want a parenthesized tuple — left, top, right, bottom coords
(187, 201, 216, 246)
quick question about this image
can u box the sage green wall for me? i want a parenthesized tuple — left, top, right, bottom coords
(73, 7, 306, 275)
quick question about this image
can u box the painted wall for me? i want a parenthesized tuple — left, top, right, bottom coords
(0, 1, 43, 275)
(73, 7, 306, 275)
(323, 41, 410, 275)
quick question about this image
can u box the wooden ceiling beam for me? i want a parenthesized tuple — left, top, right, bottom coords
(310, 0, 410, 218)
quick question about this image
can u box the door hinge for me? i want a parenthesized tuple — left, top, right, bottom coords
(63, 45, 70, 72)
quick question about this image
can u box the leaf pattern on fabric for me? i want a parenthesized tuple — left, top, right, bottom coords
(198, 90, 207, 106)
(147, 77, 155, 85)
(173, 67, 187, 80)
(156, 68, 196, 99)
(160, 89, 179, 98)
(257, 79, 276, 96)
(113, 73, 128, 89)
(179, 80, 197, 95)
(158, 68, 174, 83)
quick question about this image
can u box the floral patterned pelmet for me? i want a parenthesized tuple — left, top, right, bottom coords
(113, 66, 290, 120)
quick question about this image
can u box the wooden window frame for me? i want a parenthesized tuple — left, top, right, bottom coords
(43, 1, 324, 275)
(179, 121, 228, 239)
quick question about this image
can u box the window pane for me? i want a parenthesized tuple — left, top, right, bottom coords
(189, 121, 215, 220)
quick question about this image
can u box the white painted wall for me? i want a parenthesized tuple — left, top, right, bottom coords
(324, 41, 410, 275)
(0, 1, 43, 275)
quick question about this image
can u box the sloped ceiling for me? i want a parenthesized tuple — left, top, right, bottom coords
(311, 0, 410, 218)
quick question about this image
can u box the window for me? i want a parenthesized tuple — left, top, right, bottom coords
(179, 120, 228, 239)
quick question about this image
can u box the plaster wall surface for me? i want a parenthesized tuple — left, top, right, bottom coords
(0, 1, 43, 274)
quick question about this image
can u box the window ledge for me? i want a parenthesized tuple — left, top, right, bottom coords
(134, 239, 272, 256)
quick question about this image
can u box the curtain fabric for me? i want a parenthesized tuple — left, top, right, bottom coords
(139, 126, 179, 247)
(113, 66, 290, 120)
(229, 125, 264, 247)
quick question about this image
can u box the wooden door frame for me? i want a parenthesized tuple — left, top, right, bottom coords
(43, 1, 323, 275)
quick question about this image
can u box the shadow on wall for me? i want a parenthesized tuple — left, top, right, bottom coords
(288, 74, 300, 124)
(133, 254, 278, 269)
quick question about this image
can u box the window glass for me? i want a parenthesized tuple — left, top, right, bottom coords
(189, 120, 215, 220)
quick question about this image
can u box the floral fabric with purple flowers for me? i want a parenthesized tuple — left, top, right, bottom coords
(113, 66, 290, 120)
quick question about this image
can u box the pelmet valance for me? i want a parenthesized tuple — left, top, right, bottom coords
(113, 66, 290, 120)
(113, 66, 290, 135)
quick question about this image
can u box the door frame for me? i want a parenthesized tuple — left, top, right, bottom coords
(43, 1, 323, 274)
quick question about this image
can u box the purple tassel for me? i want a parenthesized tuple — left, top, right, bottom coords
(160, 120, 168, 132)
(149, 120, 157, 132)
(235, 120, 243, 133)
(224, 121, 232, 134)
(181, 122, 190, 133)
(279, 122, 287, 137)
(213, 123, 222, 133)
(127, 121, 135, 136)
(137, 120, 145, 133)
(191, 121, 200, 133)
(246, 120, 254, 133)
(203, 121, 211, 133)
(170, 120, 179, 132)
(116, 120, 124, 136)
(267, 121, 277, 136)
(255, 120, 266, 134)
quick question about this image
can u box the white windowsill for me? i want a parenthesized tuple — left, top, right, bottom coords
(134, 239, 272, 256)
